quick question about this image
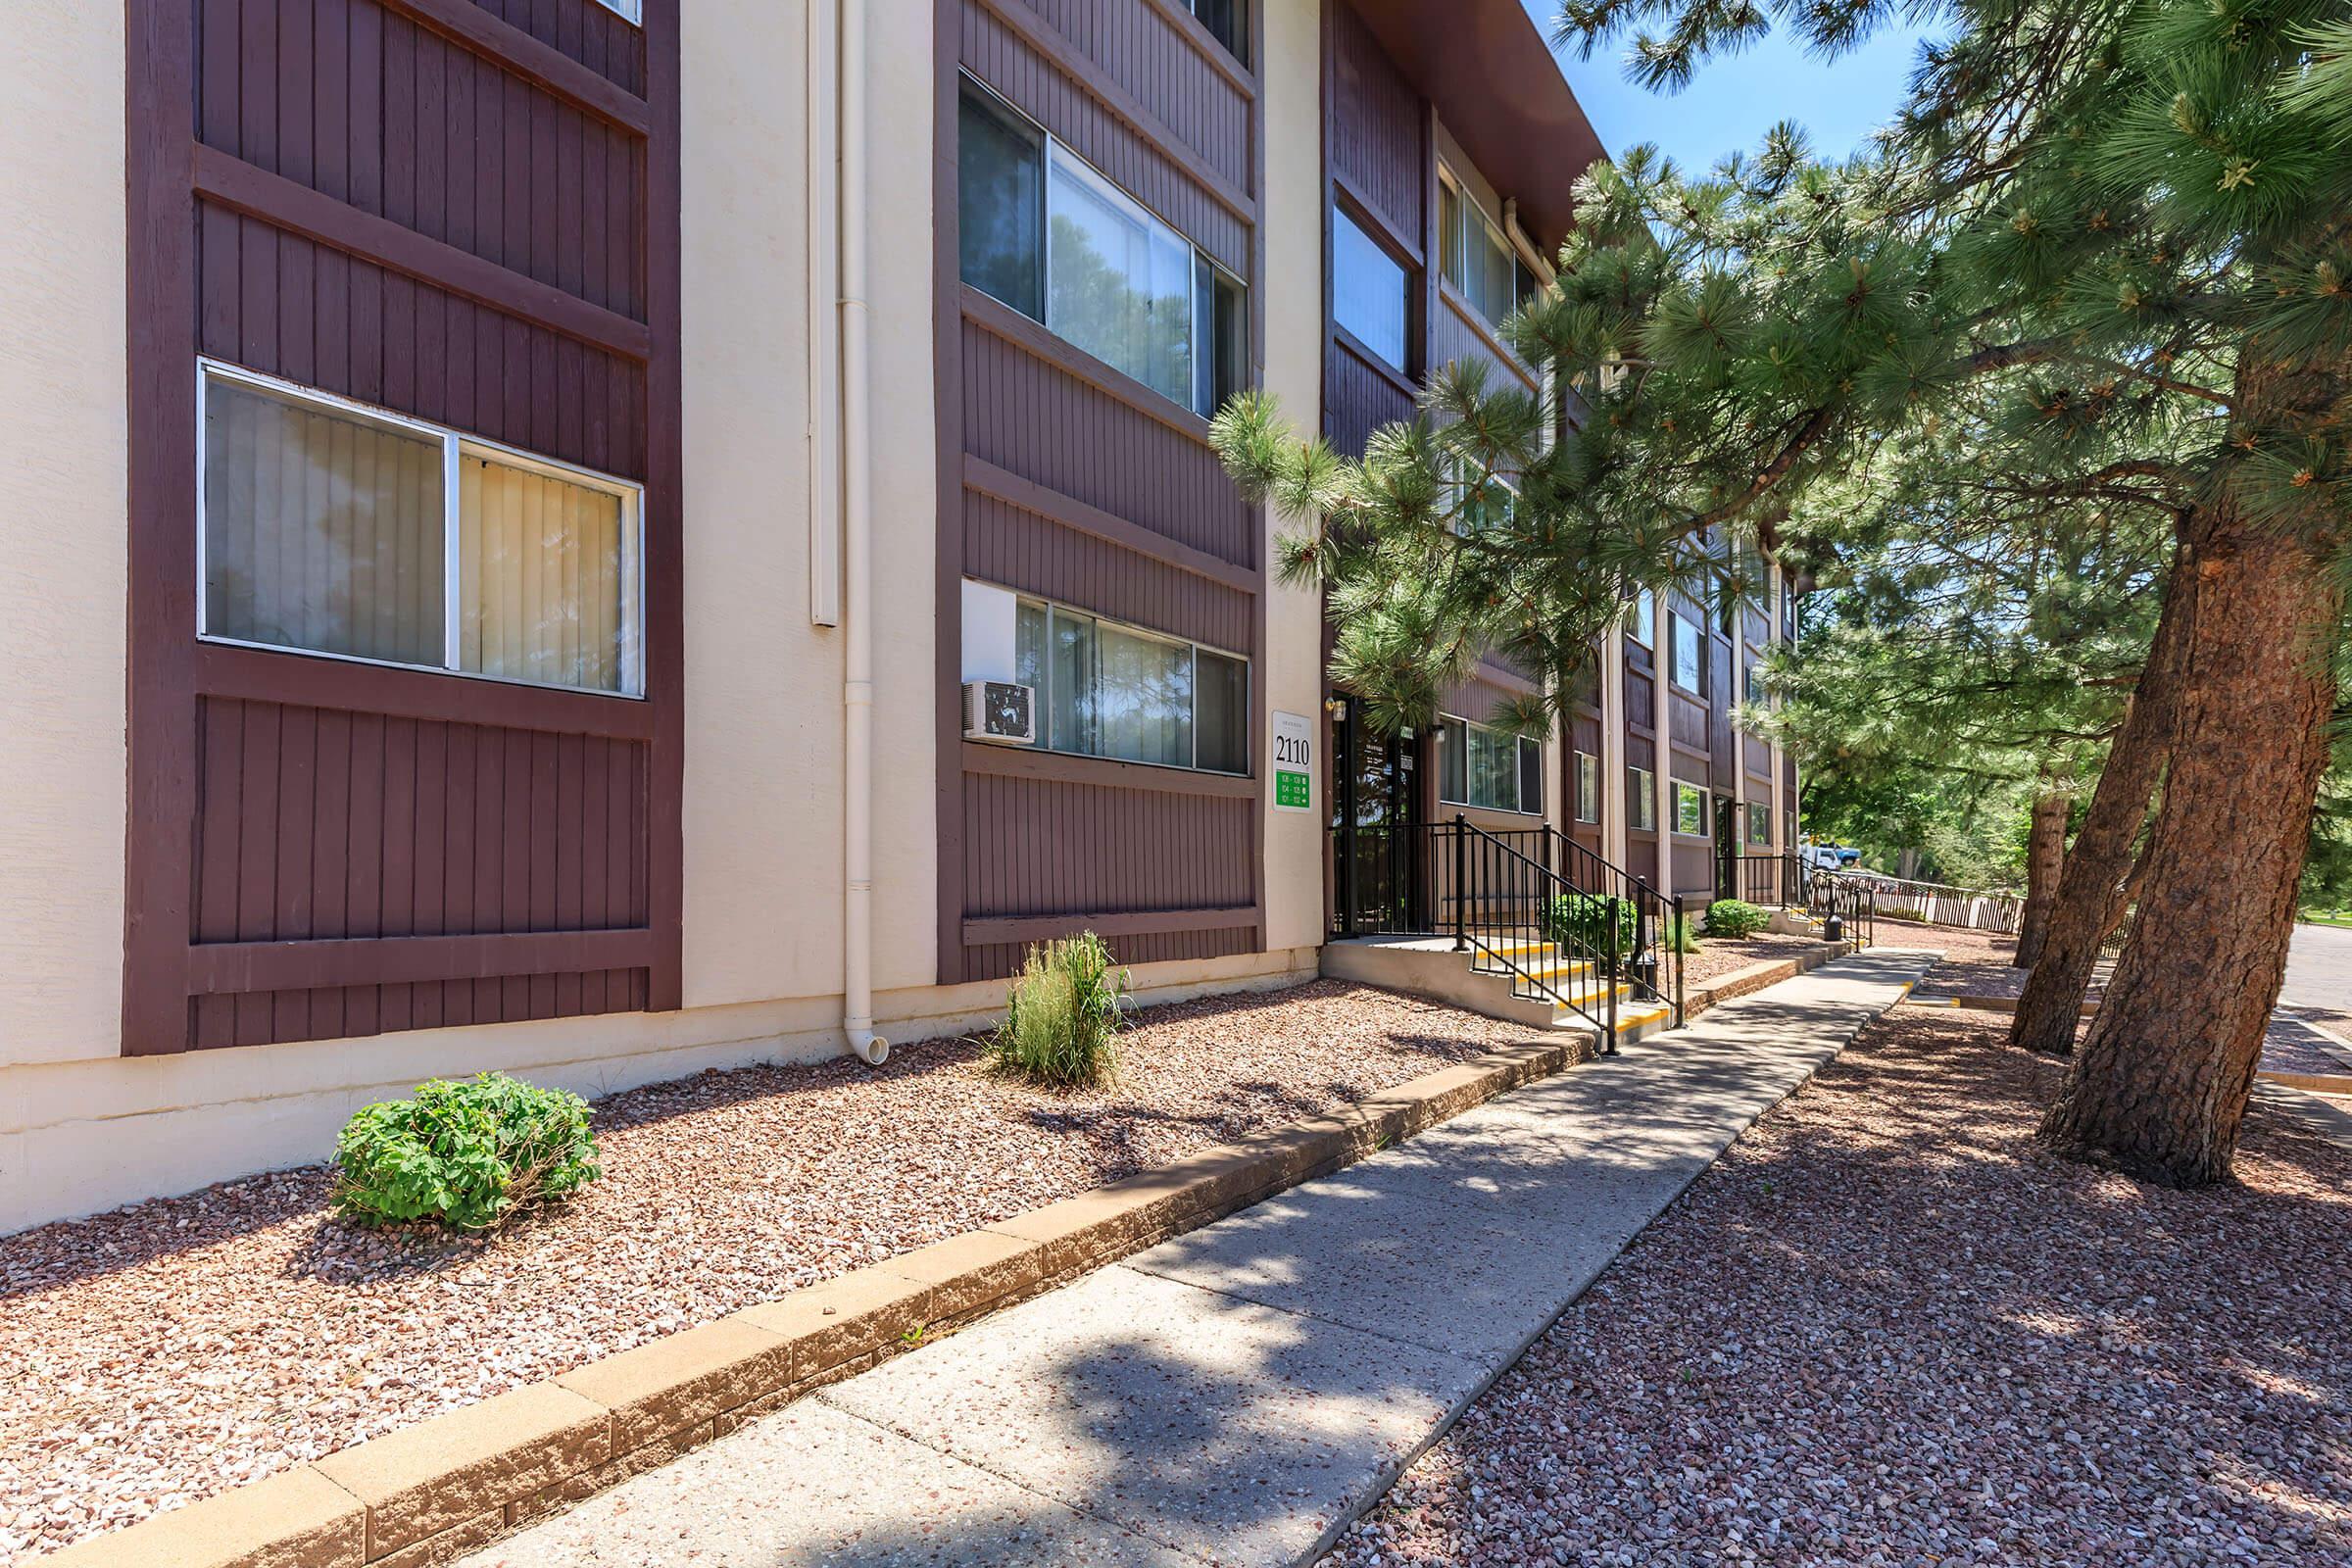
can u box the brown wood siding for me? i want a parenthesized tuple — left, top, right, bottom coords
(940, 0, 1265, 984)
(1669, 736, 1709, 787)
(1330, 0, 1421, 242)
(962, 491, 1253, 654)
(1669, 689, 1709, 758)
(1007, 0, 1253, 190)
(1710, 634, 1737, 792)
(1432, 290, 1534, 390)
(125, 0, 680, 1054)
(1624, 656, 1655, 734)
(1326, 340, 1414, 460)
(961, 0, 1249, 275)
(961, 309, 1255, 567)
(1626, 733, 1655, 773)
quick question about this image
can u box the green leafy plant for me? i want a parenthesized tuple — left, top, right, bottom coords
(1703, 899, 1771, 940)
(331, 1072, 601, 1232)
(1543, 894, 1638, 960)
(1663, 912, 1702, 954)
(985, 931, 1127, 1088)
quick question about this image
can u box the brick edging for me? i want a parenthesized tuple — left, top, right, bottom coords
(45, 1038, 1592, 1568)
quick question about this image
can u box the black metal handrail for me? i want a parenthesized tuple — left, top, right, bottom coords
(1723, 853, 1799, 908)
(1537, 825, 1685, 1026)
(1446, 816, 1622, 1042)
(1808, 871, 1879, 949)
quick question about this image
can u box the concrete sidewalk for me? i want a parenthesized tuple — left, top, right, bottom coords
(455, 949, 1935, 1568)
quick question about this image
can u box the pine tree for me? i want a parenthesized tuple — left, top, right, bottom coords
(1214, 0, 2351, 1184)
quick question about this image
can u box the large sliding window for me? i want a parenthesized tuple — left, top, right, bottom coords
(1333, 203, 1410, 371)
(958, 79, 1246, 419)
(1438, 716, 1544, 815)
(1012, 595, 1249, 774)
(198, 362, 643, 696)
(1439, 172, 1539, 327)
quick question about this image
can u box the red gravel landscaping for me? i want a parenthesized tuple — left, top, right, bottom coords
(0, 980, 1555, 1564)
(1321, 1004, 2352, 1567)
(1679, 932, 1827, 993)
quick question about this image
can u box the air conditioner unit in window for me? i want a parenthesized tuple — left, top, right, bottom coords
(962, 680, 1036, 745)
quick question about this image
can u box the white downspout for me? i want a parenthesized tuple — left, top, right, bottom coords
(839, 0, 887, 1065)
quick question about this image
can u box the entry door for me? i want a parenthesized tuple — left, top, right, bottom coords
(1715, 798, 1739, 899)
(1331, 707, 1419, 935)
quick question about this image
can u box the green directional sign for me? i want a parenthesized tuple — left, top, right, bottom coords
(1273, 711, 1313, 813)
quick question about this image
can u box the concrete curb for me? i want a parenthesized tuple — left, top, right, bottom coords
(43, 1037, 1594, 1568)
(1682, 940, 1853, 1017)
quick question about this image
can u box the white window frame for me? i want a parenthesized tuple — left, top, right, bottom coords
(196, 359, 647, 699)
(958, 74, 1247, 419)
(1630, 592, 1655, 648)
(589, 0, 641, 23)
(1746, 800, 1772, 846)
(1574, 750, 1600, 824)
(1437, 714, 1544, 816)
(1012, 590, 1250, 776)
(1672, 780, 1711, 839)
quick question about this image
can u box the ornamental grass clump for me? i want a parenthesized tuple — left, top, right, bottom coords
(1664, 911, 1702, 954)
(332, 1072, 602, 1232)
(985, 931, 1126, 1088)
(1704, 899, 1771, 940)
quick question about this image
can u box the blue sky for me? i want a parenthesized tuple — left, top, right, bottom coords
(1521, 2, 1936, 171)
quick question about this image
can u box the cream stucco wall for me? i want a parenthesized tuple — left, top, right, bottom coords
(0, 2, 130, 1080)
(1260, 0, 1328, 955)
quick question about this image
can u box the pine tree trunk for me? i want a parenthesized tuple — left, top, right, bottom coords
(2009, 557, 2190, 1056)
(2012, 783, 2073, 968)
(2037, 506, 2342, 1185)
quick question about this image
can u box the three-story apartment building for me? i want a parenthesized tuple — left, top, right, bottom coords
(0, 0, 1796, 1233)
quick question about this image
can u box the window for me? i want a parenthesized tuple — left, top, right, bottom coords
(1012, 595, 1248, 773)
(1670, 612, 1706, 696)
(1438, 717, 1543, 814)
(1439, 173, 1539, 327)
(1188, 0, 1247, 63)
(1673, 781, 1709, 837)
(1747, 801, 1772, 846)
(1629, 767, 1656, 831)
(1574, 751, 1600, 824)
(1333, 203, 1410, 371)
(589, 0, 641, 23)
(198, 362, 643, 696)
(1630, 592, 1655, 648)
(1742, 663, 1759, 706)
(958, 81, 1246, 418)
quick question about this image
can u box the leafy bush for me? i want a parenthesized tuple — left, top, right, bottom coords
(1703, 899, 1771, 940)
(986, 931, 1126, 1088)
(332, 1073, 601, 1232)
(1543, 893, 1638, 959)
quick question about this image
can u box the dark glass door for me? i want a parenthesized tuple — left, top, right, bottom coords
(1331, 704, 1419, 935)
(1715, 797, 1739, 900)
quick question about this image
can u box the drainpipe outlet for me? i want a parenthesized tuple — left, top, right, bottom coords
(849, 1027, 890, 1066)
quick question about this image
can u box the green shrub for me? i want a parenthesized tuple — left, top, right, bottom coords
(1543, 893, 1638, 958)
(986, 931, 1126, 1088)
(1663, 911, 1702, 954)
(1703, 898, 1771, 940)
(332, 1072, 601, 1232)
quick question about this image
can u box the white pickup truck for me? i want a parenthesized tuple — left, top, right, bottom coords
(1796, 843, 1862, 874)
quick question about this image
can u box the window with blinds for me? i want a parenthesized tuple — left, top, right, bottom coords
(198, 363, 643, 697)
